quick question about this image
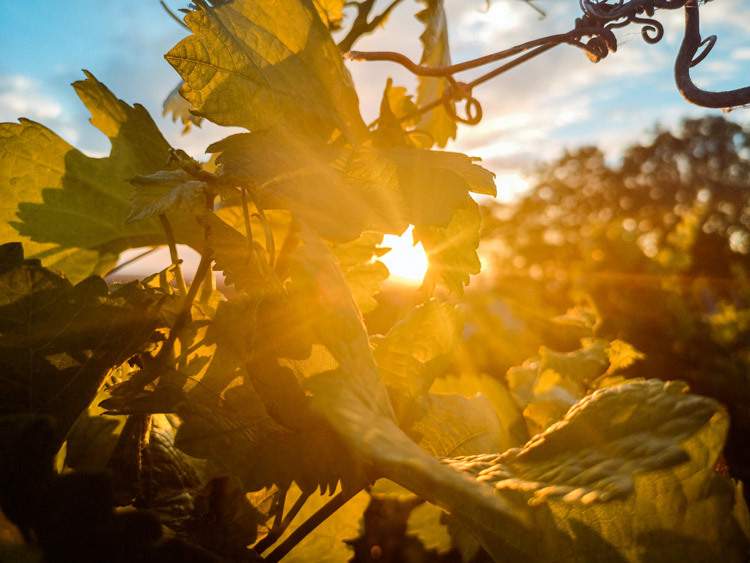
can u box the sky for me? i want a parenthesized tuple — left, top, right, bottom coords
(1, 0, 749, 278)
(2, 0, 749, 198)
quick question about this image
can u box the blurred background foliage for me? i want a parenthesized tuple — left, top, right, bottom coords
(452, 114, 750, 487)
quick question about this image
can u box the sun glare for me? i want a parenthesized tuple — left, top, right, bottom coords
(380, 226, 429, 285)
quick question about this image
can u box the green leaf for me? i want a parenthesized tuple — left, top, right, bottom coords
(415, 0, 456, 148)
(414, 197, 482, 295)
(0, 248, 161, 439)
(444, 380, 749, 561)
(127, 170, 208, 223)
(372, 300, 462, 419)
(198, 212, 284, 298)
(64, 408, 125, 472)
(407, 502, 452, 553)
(209, 130, 495, 244)
(313, 0, 346, 30)
(507, 339, 644, 435)
(431, 373, 529, 450)
(290, 231, 528, 532)
(165, 0, 367, 142)
(162, 82, 203, 134)
(275, 485, 369, 562)
(399, 392, 505, 457)
(209, 130, 372, 241)
(331, 233, 389, 314)
(0, 72, 191, 282)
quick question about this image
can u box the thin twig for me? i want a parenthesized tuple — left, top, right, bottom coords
(158, 214, 188, 296)
(158, 250, 213, 358)
(264, 491, 350, 563)
(347, 26, 602, 77)
(254, 489, 311, 554)
(160, 1, 189, 29)
(338, 0, 405, 53)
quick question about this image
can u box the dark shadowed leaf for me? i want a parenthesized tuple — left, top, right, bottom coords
(0, 248, 161, 440)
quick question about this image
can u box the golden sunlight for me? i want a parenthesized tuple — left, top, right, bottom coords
(380, 226, 429, 285)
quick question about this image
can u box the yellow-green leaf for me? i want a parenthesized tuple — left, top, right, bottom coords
(415, 198, 482, 296)
(127, 170, 208, 223)
(444, 380, 749, 561)
(415, 0, 456, 147)
(162, 82, 203, 134)
(165, 0, 367, 142)
(0, 72, 180, 281)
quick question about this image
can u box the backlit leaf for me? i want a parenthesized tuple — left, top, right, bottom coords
(275, 484, 369, 562)
(415, 197, 482, 295)
(372, 300, 462, 419)
(166, 0, 367, 141)
(331, 233, 389, 314)
(162, 82, 203, 134)
(0, 72, 200, 282)
(313, 0, 346, 30)
(444, 379, 749, 561)
(407, 502, 452, 553)
(415, 0, 456, 147)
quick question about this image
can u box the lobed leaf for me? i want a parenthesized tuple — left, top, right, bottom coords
(414, 198, 483, 296)
(0, 244, 161, 439)
(127, 170, 208, 223)
(372, 300, 462, 419)
(162, 82, 203, 134)
(415, 0, 456, 148)
(0, 72, 196, 282)
(443, 379, 749, 561)
(165, 0, 367, 142)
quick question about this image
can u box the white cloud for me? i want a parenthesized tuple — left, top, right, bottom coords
(731, 47, 750, 60)
(0, 75, 63, 121)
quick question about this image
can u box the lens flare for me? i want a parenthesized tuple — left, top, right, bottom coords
(380, 226, 428, 285)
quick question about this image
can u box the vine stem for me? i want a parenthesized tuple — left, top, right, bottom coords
(158, 249, 213, 359)
(240, 187, 254, 254)
(158, 214, 188, 296)
(254, 489, 311, 554)
(264, 491, 351, 563)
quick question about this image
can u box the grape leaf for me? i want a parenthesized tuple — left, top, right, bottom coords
(400, 392, 505, 457)
(372, 300, 462, 420)
(406, 502, 452, 554)
(209, 128, 495, 246)
(431, 374, 529, 451)
(443, 380, 749, 561)
(0, 244, 161, 439)
(162, 82, 203, 134)
(127, 170, 208, 223)
(415, 0, 456, 147)
(414, 197, 482, 295)
(0, 72, 194, 282)
(167, 292, 370, 495)
(313, 0, 346, 30)
(331, 233, 389, 314)
(292, 232, 528, 534)
(275, 484, 370, 562)
(209, 130, 375, 241)
(198, 212, 284, 298)
(165, 0, 367, 142)
(507, 339, 643, 435)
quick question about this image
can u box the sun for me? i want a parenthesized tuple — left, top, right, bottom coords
(380, 226, 429, 285)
